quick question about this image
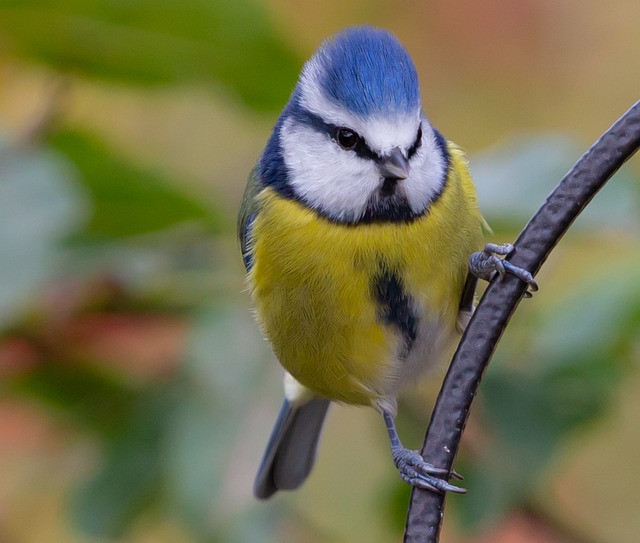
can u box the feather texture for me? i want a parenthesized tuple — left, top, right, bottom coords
(246, 144, 483, 406)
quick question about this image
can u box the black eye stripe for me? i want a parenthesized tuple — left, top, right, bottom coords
(407, 124, 422, 159)
(295, 108, 377, 160)
(292, 106, 421, 162)
(334, 127, 377, 160)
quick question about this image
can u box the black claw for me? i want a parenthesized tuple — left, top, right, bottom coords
(420, 465, 449, 476)
(410, 477, 441, 493)
(415, 474, 466, 494)
(442, 481, 467, 494)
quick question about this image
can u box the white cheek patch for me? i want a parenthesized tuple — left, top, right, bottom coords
(280, 117, 380, 222)
(401, 122, 447, 214)
(280, 117, 448, 221)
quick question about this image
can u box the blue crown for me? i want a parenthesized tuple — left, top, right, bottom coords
(313, 26, 420, 117)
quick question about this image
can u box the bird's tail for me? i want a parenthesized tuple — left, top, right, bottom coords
(254, 397, 330, 499)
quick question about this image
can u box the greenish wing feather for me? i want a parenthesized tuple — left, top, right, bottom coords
(237, 166, 263, 271)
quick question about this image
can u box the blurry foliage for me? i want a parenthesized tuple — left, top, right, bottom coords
(455, 260, 640, 529)
(48, 129, 224, 239)
(0, 0, 299, 540)
(0, 0, 300, 111)
(471, 134, 640, 232)
(0, 139, 85, 327)
(0, 1, 639, 542)
(71, 385, 171, 537)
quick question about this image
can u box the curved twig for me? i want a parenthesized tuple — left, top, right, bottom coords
(403, 100, 640, 542)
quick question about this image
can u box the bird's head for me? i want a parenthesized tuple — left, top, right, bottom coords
(260, 26, 449, 224)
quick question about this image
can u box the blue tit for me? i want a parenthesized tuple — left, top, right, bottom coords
(238, 26, 536, 499)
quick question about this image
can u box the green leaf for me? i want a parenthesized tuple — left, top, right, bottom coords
(471, 134, 640, 230)
(0, 0, 300, 111)
(48, 129, 226, 239)
(72, 387, 175, 538)
(0, 140, 86, 327)
(10, 359, 137, 437)
(456, 261, 640, 529)
(164, 306, 270, 535)
(451, 458, 515, 530)
(533, 262, 640, 375)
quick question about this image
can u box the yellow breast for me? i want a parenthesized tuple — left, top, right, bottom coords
(248, 146, 483, 406)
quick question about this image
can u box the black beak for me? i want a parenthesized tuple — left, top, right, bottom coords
(378, 147, 410, 180)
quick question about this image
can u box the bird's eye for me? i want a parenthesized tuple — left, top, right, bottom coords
(336, 128, 360, 150)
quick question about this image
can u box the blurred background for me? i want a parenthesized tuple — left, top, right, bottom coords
(0, 1, 639, 542)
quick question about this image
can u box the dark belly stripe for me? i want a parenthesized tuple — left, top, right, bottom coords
(372, 268, 418, 357)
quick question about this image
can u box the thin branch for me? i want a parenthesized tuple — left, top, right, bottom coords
(403, 100, 640, 542)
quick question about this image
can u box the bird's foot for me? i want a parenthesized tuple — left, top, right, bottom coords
(469, 243, 538, 297)
(392, 447, 466, 494)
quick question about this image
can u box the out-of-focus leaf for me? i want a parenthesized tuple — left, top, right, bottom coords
(66, 306, 281, 541)
(455, 260, 640, 529)
(471, 134, 640, 230)
(221, 505, 290, 543)
(186, 306, 266, 408)
(533, 261, 640, 374)
(164, 306, 270, 535)
(48, 129, 225, 238)
(72, 387, 174, 538)
(0, 140, 86, 328)
(0, 0, 300, 111)
(458, 366, 610, 529)
(10, 359, 137, 437)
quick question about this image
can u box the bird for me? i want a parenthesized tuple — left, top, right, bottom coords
(238, 25, 537, 500)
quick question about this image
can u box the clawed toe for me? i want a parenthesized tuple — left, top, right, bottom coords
(392, 448, 467, 494)
(469, 242, 538, 295)
(405, 473, 467, 494)
(502, 261, 538, 291)
(384, 411, 467, 495)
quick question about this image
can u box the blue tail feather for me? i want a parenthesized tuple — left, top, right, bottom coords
(254, 397, 330, 499)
